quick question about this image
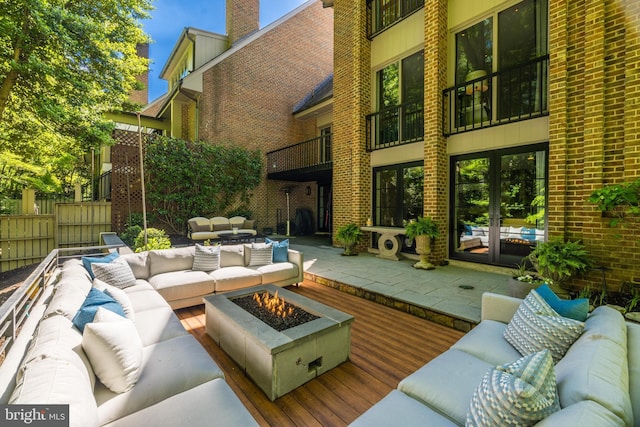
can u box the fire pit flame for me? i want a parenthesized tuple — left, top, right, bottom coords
(253, 291, 295, 318)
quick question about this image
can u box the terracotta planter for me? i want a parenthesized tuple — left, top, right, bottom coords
(413, 235, 435, 270)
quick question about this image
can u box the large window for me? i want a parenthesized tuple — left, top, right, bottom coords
(373, 162, 424, 227)
(370, 0, 425, 36)
(453, 0, 548, 125)
(370, 51, 424, 149)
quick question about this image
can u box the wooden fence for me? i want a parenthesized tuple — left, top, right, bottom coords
(0, 203, 111, 272)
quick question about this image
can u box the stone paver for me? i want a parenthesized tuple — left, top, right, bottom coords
(290, 239, 510, 326)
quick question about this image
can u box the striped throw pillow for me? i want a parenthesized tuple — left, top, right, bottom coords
(192, 244, 221, 271)
(91, 258, 137, 289)
(504, 289, 584, 363)
(247, 242, 273, 266)
(466, 349, 560, 426)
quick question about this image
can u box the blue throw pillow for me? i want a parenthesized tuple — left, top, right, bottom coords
(536, 284, 589, 322)
(82, 252, 120, 280)
(72, 287, 125, 332)
(520, 227, 536, 241)
(265, 238, 289, 263)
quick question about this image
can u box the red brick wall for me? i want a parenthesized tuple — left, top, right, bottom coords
(549, 0, 640, 290)
(199, 1, 333, 231)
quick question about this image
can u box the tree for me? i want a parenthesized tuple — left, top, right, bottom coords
(0, 0, 152, 194)
(144, 137, 263, 233)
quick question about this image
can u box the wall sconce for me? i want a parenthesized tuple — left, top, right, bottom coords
(305, 186, 311, 196)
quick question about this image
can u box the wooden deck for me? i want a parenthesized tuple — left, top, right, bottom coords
(175, 280, 465, 426)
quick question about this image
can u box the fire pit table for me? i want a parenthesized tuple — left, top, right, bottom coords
(203, 284, 354, 400)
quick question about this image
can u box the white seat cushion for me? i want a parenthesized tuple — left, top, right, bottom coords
(148, 270, 215, 302)
(210, 266, 262, 292)
(451, 319, 522, 366)
(255, 262, 298, 284)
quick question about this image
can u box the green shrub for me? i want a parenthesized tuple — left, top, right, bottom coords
(120, 224, 142, 248)
(133, 228, 171, 253)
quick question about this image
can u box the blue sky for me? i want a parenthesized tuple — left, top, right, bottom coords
(143, 0, 309, 101)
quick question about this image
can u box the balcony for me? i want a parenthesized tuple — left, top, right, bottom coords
(366, 102, 424, 151)
(267, 134, 333, 182)
(443, 55, 549, 136)
(368, 0, 425, 37)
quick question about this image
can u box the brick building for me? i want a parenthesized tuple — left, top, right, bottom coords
(133, 0, 334, 236)
(324, 0, 640, 291)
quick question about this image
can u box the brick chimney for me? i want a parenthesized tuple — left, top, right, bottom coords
(130, 43, 149, 105)
(226, 0, 260, 46)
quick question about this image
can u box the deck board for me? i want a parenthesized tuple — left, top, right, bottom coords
(175, 280, 464, 426)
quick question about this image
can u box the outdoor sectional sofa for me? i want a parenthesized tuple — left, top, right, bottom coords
(188, 216, 257, 242)
(0, 242, 303, 426)
(350, 290, 640, 427)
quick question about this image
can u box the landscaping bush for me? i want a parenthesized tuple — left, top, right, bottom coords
(133, 228, 171, 253)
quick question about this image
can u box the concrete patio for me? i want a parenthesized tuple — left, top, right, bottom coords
(288, 235, 512, 332)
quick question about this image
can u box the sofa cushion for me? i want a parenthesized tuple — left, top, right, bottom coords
(535, 284, 589, 321)
(192, 244, 221, 271)
(82, 251, 120, 279)
(19, 315, 95, 390)
(132, 306, 189, 346)
(92, 257, 137, 289)
(44, 261, 92, 320)
(398, 349, 492, 425)
(210, 266, 262, 292)
(148, 246, 195, 276)
(451, 320, 522, 366)
(349, 389, 459, 427)
(148, 270, 215, 302)
(554, 306, 633, 426)
(228, 216, 247, 228)
(535, 400, 627, 427)
(246, 242, 273, 266)
(188, 217, 211, 232)
(82, 308, 143, 393)
(266, 238, 289, 262)
(120, 252, 150, 279)
(10, 353, 99, 427)
(219, 244, 246, 267)
(255, 262, 299, 285)
(124, 284, 170, 312)
(94, 334, 224, 425)
(211, 216, 231, 231)
(72, 287, 126, 332)
(466, 349, 560, 426)
(503, 289, 584, 363)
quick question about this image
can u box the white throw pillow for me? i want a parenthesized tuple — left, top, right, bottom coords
(93, 278, 135, 321)
(82, 307, 142, 393)
(91, 257, 137, 289)
(504, 290, 585, 363)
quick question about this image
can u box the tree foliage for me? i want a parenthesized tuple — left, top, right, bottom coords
(144, 137, 263, 233)
(0, 0, 152, 195)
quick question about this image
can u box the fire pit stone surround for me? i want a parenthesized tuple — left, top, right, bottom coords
(204, 284, 354, 400)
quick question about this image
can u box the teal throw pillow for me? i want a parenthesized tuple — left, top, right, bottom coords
(520, 227, 536, 241)
(467, 349, 560, 426)
(72, 287, 125, 332)
(536, 284, 589, 322)
(81, 252, 120, 280)
(266, 238, 289, 263)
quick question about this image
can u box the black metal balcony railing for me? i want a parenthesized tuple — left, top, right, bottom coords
(443, 55, 549, 136)
(267, 134, 333, 176)
(366, 102, 424, 151)
(369, 0, 424, 37)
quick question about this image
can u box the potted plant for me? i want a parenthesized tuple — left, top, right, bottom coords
(508, 261, 544, 299)
(405, 217, 440, 270)
(527, 238, 591, 294)
(335, 223, 363, 256)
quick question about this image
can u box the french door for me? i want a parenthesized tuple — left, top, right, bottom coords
(450, 144, 547, 267)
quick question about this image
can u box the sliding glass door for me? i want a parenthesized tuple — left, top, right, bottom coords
(450, 145, 547, 267)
